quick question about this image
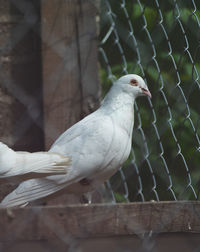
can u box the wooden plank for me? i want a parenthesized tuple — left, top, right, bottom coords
(0, 0, 43, 201)
(41, 0, 100, 149)
(1, 202, 200, 241)
(0, 0, 43, 151)
(2, 233, 200, 252)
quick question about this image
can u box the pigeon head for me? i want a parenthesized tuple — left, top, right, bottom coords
(116, 74, 152, 99)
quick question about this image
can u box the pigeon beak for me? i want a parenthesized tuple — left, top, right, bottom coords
(142, 88, 152, 98)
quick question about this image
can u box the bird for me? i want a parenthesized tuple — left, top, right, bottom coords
(0, 142, 71, 179)
(0, 74, 151, 208)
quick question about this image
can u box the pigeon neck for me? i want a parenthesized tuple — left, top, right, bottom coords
(101, 85, 136, 112)
(100, 85, 135, 136)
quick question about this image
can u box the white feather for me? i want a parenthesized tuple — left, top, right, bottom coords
(0, 74, 151, 208)
(0, 142, 71, 178)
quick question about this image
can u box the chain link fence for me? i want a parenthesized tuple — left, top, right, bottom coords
(100, 0, 200, 202)
(0, 0, 200, 251)
(1, 0, 200, 204)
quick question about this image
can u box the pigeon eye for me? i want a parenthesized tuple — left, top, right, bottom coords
(130, 79, 138, 86)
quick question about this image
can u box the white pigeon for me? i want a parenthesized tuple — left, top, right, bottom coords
(0, 142, 71, 179)
(0, 74, 151, 208)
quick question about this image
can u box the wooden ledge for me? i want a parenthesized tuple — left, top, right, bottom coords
(0, 201, 200, 241)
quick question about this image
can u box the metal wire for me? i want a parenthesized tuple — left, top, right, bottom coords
(0, 0, 200, 203)
(1, 1, 200, 250)
(100, 0, 200, 202)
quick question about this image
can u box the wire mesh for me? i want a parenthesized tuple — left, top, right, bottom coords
(1, 1, 200, 251)
(0, 0, 199, 202)
(99, 0, 200, 202)
(0, 0, 200, 204)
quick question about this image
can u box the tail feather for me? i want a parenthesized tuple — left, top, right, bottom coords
(0, 178, 66, 208)
(0, 152, 71, 178)
(23, 153, 72, 175)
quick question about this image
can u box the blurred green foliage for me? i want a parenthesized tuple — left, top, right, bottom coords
(99, 0, 200, 201)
